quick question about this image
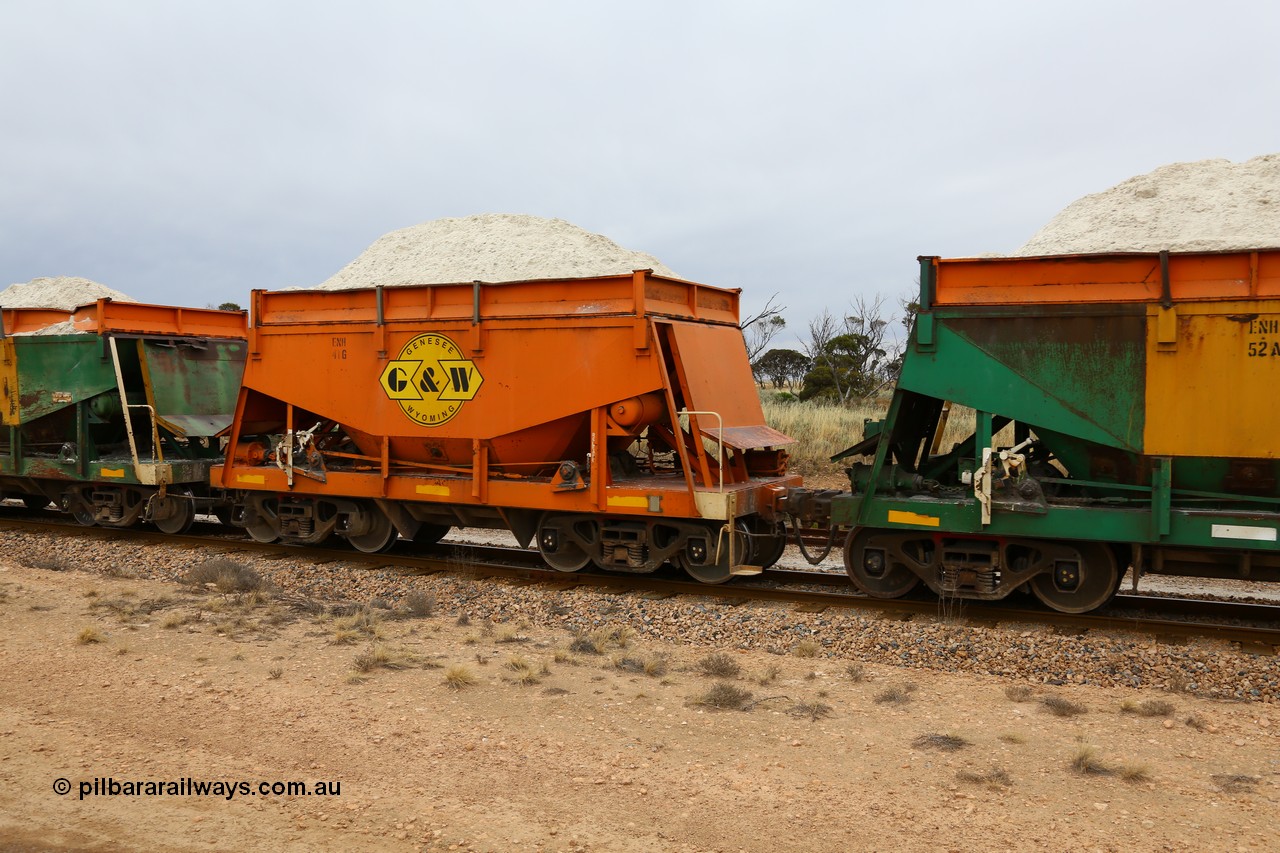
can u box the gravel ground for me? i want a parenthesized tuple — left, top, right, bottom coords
(3, 524, 1277, 705)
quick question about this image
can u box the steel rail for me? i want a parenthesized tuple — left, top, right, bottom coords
(1, 516, 1277, 650)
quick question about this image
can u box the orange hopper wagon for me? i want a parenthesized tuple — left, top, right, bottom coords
(216, 270, 799, 582)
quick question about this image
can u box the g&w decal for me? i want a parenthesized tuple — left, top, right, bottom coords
(378, 333, 483, 426)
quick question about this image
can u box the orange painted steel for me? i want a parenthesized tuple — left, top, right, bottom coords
(0, 309, 72, 336)
(69, 300, 248, 339)
(930, 249, 1280, 306)
(219, 271, 798, 524)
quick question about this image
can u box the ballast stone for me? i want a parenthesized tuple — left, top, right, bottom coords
(317, 213, 680, 289)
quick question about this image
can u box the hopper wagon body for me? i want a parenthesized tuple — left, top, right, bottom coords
(217, 271, 799, 581)
(800, 248, 1280, 612)
(0, 300, 248, 532)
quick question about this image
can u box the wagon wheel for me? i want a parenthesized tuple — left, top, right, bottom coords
(1029, 541, 1119, 614)
(151, 490, 195, 535)
(413, 523, 451, 546)
(843, 527, 925, 599)
(347, 508, 398, 554)
(244, 513, 278, 543)
(62, 493, 96, 527)
(536, 515, 593, 572)
(748, 518, 787, 570)
(675, 522, 749, 585)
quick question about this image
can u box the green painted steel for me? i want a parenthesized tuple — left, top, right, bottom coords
(6, 335, 117, 424)
(834, 283, 1280, 562)
(0, 332, 244, 489)
(898, 308, 1146, 453)
(141, 339, 246, 437)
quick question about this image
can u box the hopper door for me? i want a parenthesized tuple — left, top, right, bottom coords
(664, 320, 794, 451)
(138, 339, 247, 437)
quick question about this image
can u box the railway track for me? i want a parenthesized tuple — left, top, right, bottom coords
(1, 514, 1277, 651)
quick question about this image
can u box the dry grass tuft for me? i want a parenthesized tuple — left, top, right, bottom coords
(1120, 698, 1175, 718)
(761, 397, 884, 475)
(1119, 764, 1151, 783)
(912, 733, 970, 752)
(332, 607, 383, 643)
(1184, 713, 1207, 731)
(789, 701, 833, 721)
(757, 663, 782, 685)
(874, 683, 915, 705)
(442, 664, 478, 690)
(400, 590, 436, 617)
(495, 626, 531, 644)
(613, 654, 666, 676)
(502, 655, 542, 686)
(844, 662, 866, 682)
(695, 682, 754, 711)
(956, 766, 1012, 788)
(998, 732, 1027, 745)
(267, 666, 283, 680)
(331, 628, 361, 645)
(1004, 684, 1036, 702)
(642, 655, 669, 677)
(352, 644, 417, 673)
(28, 555, 75, 572)
(160, 612, 193, 630)
(697, 652, 742, 679)
(1040, 694, 1087, 717)
(89, 596, 176, 624)
(793, 638, 820, 658)
(569, 626, 633, 656)
(1070, 744, 1111, 775)
(1211, 774, 1259, 794)
(76, 626, 104, 645)
(183, 559, 267, 593)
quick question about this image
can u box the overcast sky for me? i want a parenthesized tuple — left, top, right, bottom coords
(2, 1, 1277, 349)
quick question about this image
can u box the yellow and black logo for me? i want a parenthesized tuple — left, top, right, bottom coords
(378, 333, 483, 427)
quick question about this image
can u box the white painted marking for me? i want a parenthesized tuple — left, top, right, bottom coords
(1210, 524, 1277, 542)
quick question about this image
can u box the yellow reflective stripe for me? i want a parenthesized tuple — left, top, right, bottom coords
(236, 474, 266, 485)
(887, 510, 940, 527)
(415, 485, 450, 497)
(607, 496, 649, 508)
(100, 468, 126, 479)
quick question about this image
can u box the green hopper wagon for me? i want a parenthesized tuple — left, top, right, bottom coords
(796, 249, 1280, 613)
(0, 300, 247, 532)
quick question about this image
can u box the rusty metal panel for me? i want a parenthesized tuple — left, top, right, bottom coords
(666, 321, 770, 430)
(707, 424, 796, 450)
(140, 340, 246, 437)
(1144, 300, 1280, 458)
(0, 338, 17, 426)
(1, 336, 117, 424)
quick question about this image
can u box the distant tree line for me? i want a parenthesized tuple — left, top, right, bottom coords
(742, 293, 915, 403)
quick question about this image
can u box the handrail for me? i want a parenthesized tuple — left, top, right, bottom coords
(108, 336, 164, 473)
(677, 409, 724, 493)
